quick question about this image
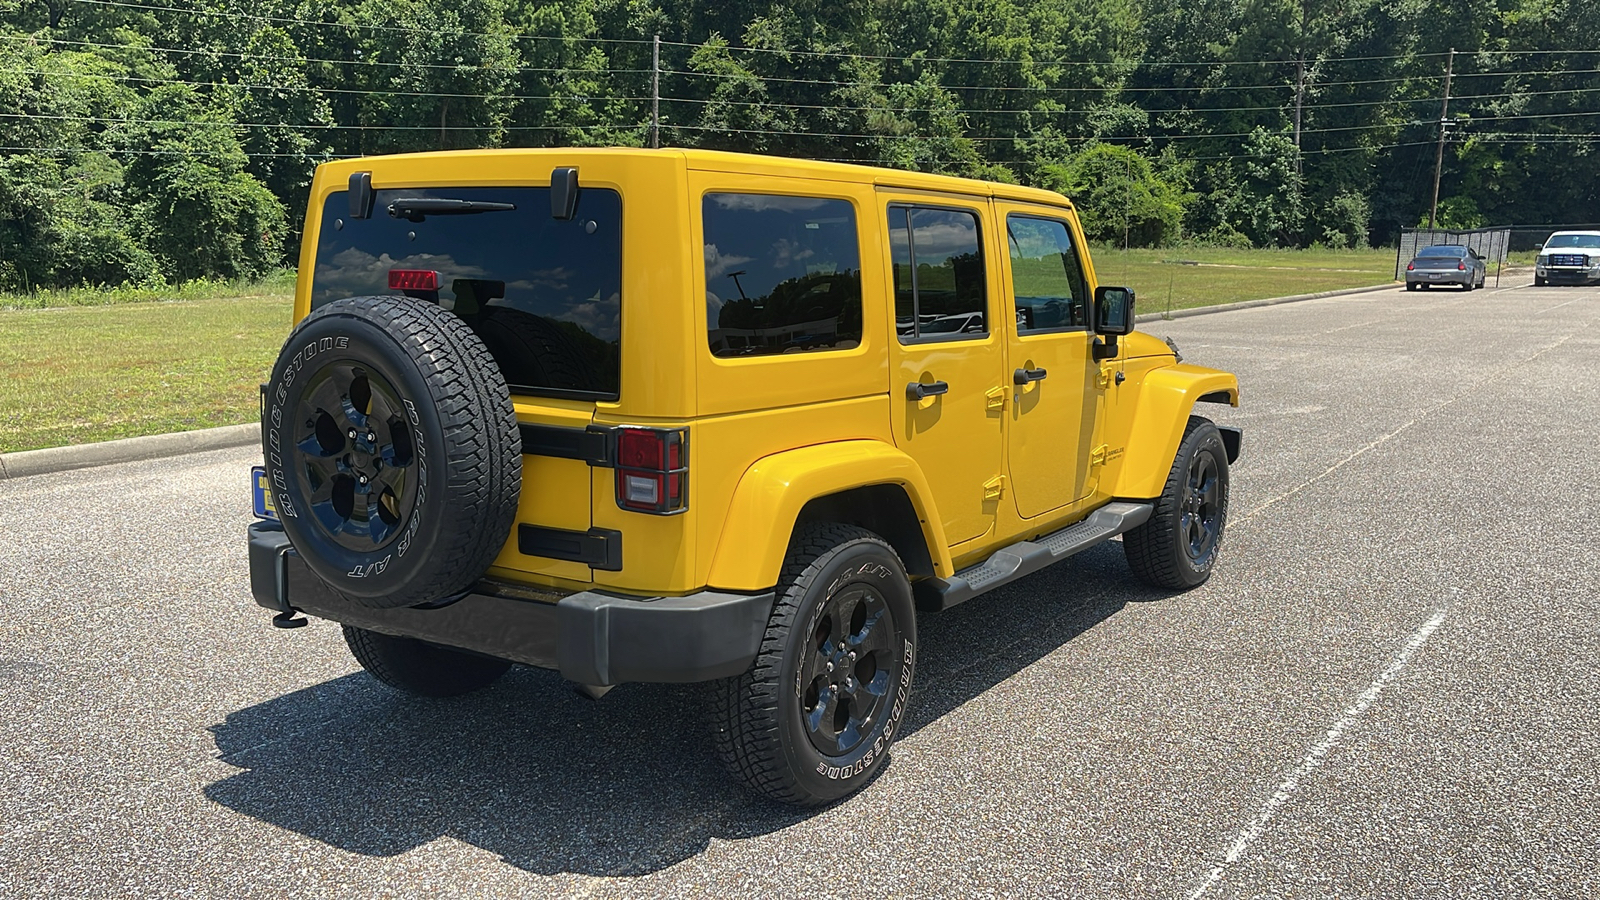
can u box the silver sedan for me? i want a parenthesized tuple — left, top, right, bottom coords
(1404, 244, 1487, 291)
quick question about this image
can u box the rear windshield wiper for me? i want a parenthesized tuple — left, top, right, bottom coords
(387, 198, 516, 222)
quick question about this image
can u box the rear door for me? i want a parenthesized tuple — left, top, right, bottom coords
(880, 192, 1006, 548)
(996, 205, 1100, 518)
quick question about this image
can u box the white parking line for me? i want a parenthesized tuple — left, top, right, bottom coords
(1538, 297, 1587, 314)
(1184, 608, 1449, 900)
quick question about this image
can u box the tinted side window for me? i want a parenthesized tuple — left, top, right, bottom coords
(889, 206, 987, 342)
(312, 186, 621, 399)
(703, 193, 863, 358)
(1007, 216, 1088, 333)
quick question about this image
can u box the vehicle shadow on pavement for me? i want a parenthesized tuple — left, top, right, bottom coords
(204, 543, 1154, 876)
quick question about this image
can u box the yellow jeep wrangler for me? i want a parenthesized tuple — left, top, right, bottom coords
(247, 148, 1241, 806)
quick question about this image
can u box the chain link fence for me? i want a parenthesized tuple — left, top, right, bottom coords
(1396, 227, 1511, 284)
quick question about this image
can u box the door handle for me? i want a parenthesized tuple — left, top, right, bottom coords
(906, 380, 949, 401)
(1013, 367, 1048, 385)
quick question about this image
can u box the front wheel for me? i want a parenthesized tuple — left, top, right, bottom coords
(712, 524, 917, 806)
(1124, 417, 1231, 590)
(1535, 276, 1547, 287)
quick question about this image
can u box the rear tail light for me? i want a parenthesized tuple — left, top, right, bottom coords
(389, 269, 441, 291)
(1407, 262, 1415, 271)
(615, 427, 687, 514)
(1457, 262, 1466, 271)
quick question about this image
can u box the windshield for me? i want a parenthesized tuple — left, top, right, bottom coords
(1416, 245, 1466, 258)
(1545, 234, 1600, 249)
(311, 186, 622, 400)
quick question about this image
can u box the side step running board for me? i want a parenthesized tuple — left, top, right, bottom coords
(914, 501, 1154, 611)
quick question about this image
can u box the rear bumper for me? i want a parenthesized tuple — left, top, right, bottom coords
(1405, 272, 1469, 286)
(248, 522, 773, 686)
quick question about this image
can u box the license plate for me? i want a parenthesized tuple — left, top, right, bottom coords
(251, 466, 278, 520)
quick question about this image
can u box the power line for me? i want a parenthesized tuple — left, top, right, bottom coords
(0, 143, 357, 158)
(660, 38, 1454, 68)
(0, 33, 649, 76)
(666, 85, 1600, 117)
(0, 111, 645, 131)
(7, 67, 650, 101)
(68, 0, 656, 46)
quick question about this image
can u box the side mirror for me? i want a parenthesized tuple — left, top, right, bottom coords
(1094, 286, 1135, 336)
(1093, 286, 1134, 362)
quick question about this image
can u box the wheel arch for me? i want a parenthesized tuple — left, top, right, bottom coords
(706, 441, 952, 591)
(1111, 364, 1239, 500)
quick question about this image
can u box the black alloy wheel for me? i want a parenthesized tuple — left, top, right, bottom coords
(1179, 448, 1223, 566)
(1124, 416, 1231, 590)
(796, 578, 896, 758)
(294, 363, 418, 550)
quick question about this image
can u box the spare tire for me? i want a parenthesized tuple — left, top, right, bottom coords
(261, 295, 521, 609)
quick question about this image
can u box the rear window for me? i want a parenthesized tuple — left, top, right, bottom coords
(1416, 245, 1466, 257)
(311, 186, 621, 400)
(702, 193, 863, 358)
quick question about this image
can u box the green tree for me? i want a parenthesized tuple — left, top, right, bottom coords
(114, 86, 286, 281)
(1039, 143, 1191, 246)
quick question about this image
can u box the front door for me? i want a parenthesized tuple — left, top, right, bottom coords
(881, 194, 1006, 547)
(998, 207, 1100, 518)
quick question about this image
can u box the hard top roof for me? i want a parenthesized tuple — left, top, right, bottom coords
(317, 147, 1072, 210)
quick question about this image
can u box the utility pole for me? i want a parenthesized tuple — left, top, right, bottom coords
(1428, 48, 1456, 231)
(1293, 0, 1309, 177)
(650, 34, 661, 149)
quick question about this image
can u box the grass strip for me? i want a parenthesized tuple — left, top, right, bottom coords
(0, 270, 296, 310)
(0, 296, 291, 453)
(1088, 247, 1395, 314)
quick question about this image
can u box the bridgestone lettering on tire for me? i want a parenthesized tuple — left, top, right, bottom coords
(712, 523, 917, 807)
(262, 295, 521, 609)
(1123, 416, 1231, 590)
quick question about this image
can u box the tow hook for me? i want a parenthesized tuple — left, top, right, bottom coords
(270, 545, 306, 628)
(272, 609, 308, 629)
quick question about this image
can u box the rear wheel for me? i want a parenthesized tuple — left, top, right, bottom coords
(712, 524, 917, 807)
(1406, 282, 1418, 292)
(342, 625, 512, 697)
(1124, 417, 1231, 590)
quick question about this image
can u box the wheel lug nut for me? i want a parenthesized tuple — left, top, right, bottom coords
(347, 429, 357, 439)
(826, 662, 833, 673)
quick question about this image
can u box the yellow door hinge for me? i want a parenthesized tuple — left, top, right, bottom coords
(1091, 444, 1108, 467)
(1097, 368, 1114, 389)
(983, 474, 1006, 500)
(985, 385, 1007, 411)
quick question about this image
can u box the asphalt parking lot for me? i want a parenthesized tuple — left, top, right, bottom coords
(1, 280, 1596, 898)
